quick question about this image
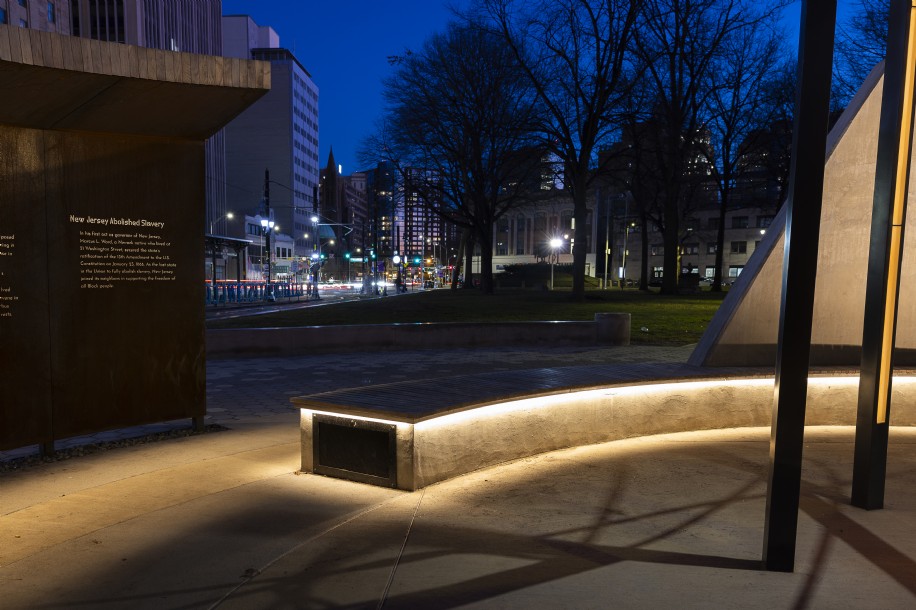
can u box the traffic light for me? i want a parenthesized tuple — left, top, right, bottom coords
(345, 252, 351, 260)
(413, 257, 421, 264)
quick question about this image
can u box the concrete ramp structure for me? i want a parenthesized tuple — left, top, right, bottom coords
(691, 63, 916, 367)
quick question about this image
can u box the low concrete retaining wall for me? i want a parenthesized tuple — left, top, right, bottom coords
(207, 313, 631, 358)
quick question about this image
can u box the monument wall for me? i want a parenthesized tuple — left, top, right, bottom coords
(0, 25, 268, 450)
(691, 63, 916, 367)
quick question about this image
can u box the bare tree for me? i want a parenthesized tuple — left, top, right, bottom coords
(630, 0, 786, 294)
(834, 0, 888, 105)
(703, 15, 786, 291)
(480, 0, 640, 300)
(364, 21, 543, 294)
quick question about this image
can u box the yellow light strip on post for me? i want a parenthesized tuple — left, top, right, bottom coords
(877, 2, 916, 424)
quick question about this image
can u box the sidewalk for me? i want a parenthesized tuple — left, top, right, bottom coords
(2, 345, 915, 608)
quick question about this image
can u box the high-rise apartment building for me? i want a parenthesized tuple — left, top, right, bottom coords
(222, 14, 320, 258)
(364, 161, 398, 259)
(403, 167, 445, 263)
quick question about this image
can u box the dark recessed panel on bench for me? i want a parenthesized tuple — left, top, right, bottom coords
(313, 414, 397, 488)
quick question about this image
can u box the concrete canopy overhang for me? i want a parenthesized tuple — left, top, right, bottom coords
(0, 24, 269, 140)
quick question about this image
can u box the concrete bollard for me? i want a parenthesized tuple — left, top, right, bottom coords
(594, 312, 630, 345)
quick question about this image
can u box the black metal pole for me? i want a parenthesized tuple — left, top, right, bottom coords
(264, 169, 272, 290)
(852, 0, 916, 510)
(762, 0, 836, 573)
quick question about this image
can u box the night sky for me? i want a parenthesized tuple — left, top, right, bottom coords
(220, 1, 859, 177)
(221, 0, 470, 175)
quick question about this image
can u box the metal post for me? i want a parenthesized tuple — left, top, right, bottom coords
(853, 0, 916, 510)
(603, 190, 610, 289)
(762, 0, 836, 573)
(621, 197, 630, 289)
(550, 252, 555, 290)
(264, 169, 272, 289)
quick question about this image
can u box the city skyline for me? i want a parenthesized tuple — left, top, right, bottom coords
(221, 0, 470, 176)
(219, 1, 867, 180)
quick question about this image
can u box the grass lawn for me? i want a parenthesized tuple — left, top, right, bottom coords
(208, 287, 728, 346)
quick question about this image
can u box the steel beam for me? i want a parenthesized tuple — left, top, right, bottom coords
(852, 0, 916, 510)
(762, 0, 836, 573)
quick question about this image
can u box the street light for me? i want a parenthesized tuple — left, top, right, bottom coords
(206, 211, 235, 284)
(209, 211, 234, 235)
(310, 216, 321, 298)
(550, 237, 563, 290)
(260, 217, 275, 290)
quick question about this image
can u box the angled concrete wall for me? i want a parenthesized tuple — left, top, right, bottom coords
(691, 63, 916, 367)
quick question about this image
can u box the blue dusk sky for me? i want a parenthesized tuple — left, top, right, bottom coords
(221, 1, 859, 176)
(222, 0, 470, 175)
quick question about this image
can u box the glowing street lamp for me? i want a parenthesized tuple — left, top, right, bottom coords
(209, 211, 234, 235)
(260, 217, 275, 287)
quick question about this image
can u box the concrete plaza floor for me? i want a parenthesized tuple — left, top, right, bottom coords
(2, 345, 916, 608)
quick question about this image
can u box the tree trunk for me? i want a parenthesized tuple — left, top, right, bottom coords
(660, 187, 680, 294)
(711, 187, 729, 292)
(639, 210, 650, 291)
(571, 198, 589, 300)
(477, 225, 496, 294)
(451, 229, 468, 290)
(462, 232, 476, 290)
(568, 169, 589, 299)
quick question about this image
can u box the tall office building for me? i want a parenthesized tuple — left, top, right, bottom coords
(69, 0, 221, 53)
(1, 0, 230, 236)
(0, 0, 70, 31)
(222, 14, 320, 257)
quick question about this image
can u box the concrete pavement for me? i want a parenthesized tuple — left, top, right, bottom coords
(2, 345, 916, 608)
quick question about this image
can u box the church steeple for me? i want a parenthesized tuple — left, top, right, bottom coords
(322, 146, 339, 220)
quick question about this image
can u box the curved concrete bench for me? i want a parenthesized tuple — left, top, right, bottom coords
(292, 364, 916, 490)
